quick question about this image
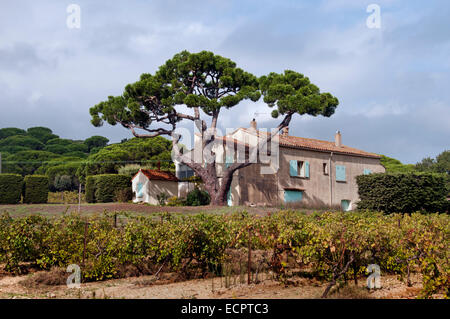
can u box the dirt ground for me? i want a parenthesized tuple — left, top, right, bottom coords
(0, 271, 426, 299)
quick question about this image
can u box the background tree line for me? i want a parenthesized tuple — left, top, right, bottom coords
(0, 126, 172, 192)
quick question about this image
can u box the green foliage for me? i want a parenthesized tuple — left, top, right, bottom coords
(259, 70, 339, 118)
(356, 173, 448, 214)
(84, 136, 109, 152)
(186, 188, 210, 206)
(85, 176, 98, 203)
(45, 162, 81, 191)
(0, 146, 30, 154)
(3, 150, 61, 176)
(0, 127, 109, 189)
(23, 175, 49, 204)
(26, 127, 58, 143)
(90, 50, 260, 130)
(0, 128, 27, 139)
(0, 211, 447, 297)
(380, 155, 417, 173)
(78, 137, 173, 178)
(118, 164, 143, 177)
(43, 144, 69, 154)
(416, 150, 450, 195)
(92, 174, 131, 203)
(0, 174, 23, 204)
(167, 196, 185, 206)
(0, 135, 44, 150)
(54, 175, 74, 192)
(156, 192, 169, 206)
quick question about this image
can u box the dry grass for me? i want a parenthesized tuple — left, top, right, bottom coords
(19, 267, 68, 288)
(327, 283, 374, 299)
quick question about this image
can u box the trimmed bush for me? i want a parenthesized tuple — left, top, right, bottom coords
(0, 174, 23, 204)
(93, 174, 131, 203)
(186, 188, 210, 206)
(356, 172, 448, 214)
(23, 175, 49, 204)
(85, 175, 98, 203)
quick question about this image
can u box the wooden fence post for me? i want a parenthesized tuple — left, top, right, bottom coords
(78, 183, 82, 213)
(248, 227, 252, 285)
(82, 220, 88, 267)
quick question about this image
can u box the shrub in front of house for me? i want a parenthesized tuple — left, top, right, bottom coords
(167, 196, 185, 206)
(186, 188, 210, 206)
(0, 174, 24, 204)
(356, 172, 448, 214)
(94, 174, 131, 203)
(23, 175, 49, 204)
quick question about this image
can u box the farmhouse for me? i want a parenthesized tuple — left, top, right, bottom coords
(177, 120, 385, 210)
(131, 169, 178, 205)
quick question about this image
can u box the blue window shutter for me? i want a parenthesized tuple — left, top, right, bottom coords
(225, 155, 233, 168)
(305, 161, 310, 178)
(336, 165, 346, 181)
(364, 168, 372, 175)
(284, 190, 303, 202)
(289, 160, 298, 176)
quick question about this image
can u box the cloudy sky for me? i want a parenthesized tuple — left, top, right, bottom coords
(0, 0, 449, 163)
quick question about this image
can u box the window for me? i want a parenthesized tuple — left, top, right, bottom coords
(336, 165, 346, 182)
(298, 161, 305, 177)
(289, 160, 310, 178)
(363, 168, 372, 175)
(284, 190, 303, 203)
(323, 163, 329, 175)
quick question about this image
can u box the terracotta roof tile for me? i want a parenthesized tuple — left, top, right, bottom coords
(240, 128, 380, 158)
(133, 169, 179, 182)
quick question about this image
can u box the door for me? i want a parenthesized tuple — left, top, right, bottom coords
(136, 182, 144, 198)
(227, 189, 232, 206)
(284, 190, 303, 203)
(341, 200, 350, 211)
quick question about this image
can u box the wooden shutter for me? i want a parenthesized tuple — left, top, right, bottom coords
(289, 160, 298, 176)
(336, 165, 346, 181)
(305, 161, 310, 178)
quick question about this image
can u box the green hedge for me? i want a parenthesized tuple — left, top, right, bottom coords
(86, 174, 131, 203)
(23, 175, 49, 204)
(186, 188, 210, 206)
(0, 174, 23, 204)
(356, 173, 448, 214)
(85, 175, 98, 203)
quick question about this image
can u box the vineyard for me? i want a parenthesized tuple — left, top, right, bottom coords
(0, 210, 448, 299)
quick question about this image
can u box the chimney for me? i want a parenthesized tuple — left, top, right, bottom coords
(282, 126, 289, 136)
(250, 118, 257, 130)
(335, 130, 342, 147)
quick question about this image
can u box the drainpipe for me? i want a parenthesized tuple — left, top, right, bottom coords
(329, 152, 333, 207)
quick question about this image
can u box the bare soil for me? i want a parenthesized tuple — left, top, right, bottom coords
(0, 271, 426, 299)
